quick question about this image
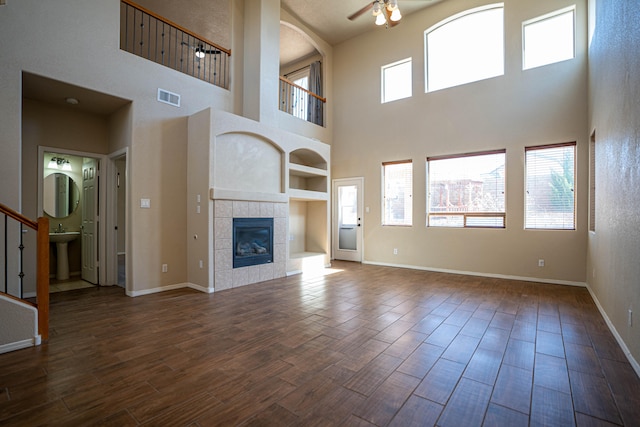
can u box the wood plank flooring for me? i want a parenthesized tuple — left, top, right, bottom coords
(1, 261, 639, 426)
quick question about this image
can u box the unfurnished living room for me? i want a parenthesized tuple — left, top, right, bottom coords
(1, 0, 639, 426)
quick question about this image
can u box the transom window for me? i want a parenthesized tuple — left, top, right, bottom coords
(425, 4, 504, 92)
(382, 160, 413, 226)
(427, 150, 506, 228)
(382, 58, 412, 103)
(525, 143, 576, 230)
(523, 6, 576, 70)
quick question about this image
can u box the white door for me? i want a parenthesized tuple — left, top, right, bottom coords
(82, 159, 99, 284)
(332, 178, 363, 262)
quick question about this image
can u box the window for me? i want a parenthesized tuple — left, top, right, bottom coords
(383, 161, 413, 226)
(523, 6, 575, 70)
(425, 4, 504, 92)
(382, 58, 412, 103)
(525, 143, 576, 229)
(427, 150, 506, 228)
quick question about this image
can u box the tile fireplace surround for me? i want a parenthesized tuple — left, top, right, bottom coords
(213, 200, 287, 291)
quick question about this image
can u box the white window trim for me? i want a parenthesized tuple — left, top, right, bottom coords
(522, 5, 576, 70)
(424, 3, 504, 93)
(381, 57, 413, 104)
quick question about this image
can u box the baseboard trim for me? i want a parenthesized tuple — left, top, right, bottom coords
(187, 283, 214, 294)
(586, 285, 640, 378)
(0, 337, 39, 355)
(362, 260, 587, 287)
(126, 282, 213, 297)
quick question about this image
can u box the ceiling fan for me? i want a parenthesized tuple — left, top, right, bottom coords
(348, 0, 403, 27)
(181, 41, 221, 59)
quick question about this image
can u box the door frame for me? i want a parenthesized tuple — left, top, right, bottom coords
(332, 177, 364, 262)
(38, 146, 108, 285)
(105, 147, 128, 289)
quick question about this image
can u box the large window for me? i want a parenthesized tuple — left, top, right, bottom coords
(425, 4, 504, 92)
(383, 160, 413, 226)
(525, 143, 576, 230)
(427, 150, 506, 228)
(382, 58, 412, 103)
(523, 6, 575, 70)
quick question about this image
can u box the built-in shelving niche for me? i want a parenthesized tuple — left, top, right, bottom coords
(287, 149, 329, 273)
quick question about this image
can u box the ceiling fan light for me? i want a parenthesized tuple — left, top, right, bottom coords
(390, 8, 402, 21)
(195, 49, 206, 59)
(375, 13, 387, 25)
(387, 0, 398, 11)
(372, 2, 382, 16)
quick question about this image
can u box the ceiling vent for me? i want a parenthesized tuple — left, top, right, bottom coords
(157, 88, 180, 107)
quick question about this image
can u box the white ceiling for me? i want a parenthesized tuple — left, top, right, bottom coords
(280, 0, 443, 67)
(282, 0, 442, 46)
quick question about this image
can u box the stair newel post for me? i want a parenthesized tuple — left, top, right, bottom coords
(36, 216, 49, 341)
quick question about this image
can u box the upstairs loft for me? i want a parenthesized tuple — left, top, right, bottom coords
(120, 0, 326, 127)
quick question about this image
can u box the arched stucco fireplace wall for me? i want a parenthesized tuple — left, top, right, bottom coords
(187, 109, 330, 292)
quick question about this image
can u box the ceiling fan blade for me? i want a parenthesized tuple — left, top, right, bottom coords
(348, 2, 374, 21)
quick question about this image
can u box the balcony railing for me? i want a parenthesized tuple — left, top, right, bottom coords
(279, 77, 326, 126)
(120, 0, 230, 89)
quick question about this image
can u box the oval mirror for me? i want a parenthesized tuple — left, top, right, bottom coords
(43, 173, 80, 218)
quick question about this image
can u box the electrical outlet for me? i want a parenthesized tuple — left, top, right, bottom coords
(629, 309, 633, 327)
(393, 248, 398, 255)
(162, 263, 168, 273)
(199, 260, 203, 269)
(538, 259, 545, 267)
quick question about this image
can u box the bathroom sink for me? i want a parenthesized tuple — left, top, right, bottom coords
(49, 232, 80, 281)
(49, 231, 80, 243)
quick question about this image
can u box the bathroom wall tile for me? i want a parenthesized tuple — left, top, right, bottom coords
(248, 202, 261, 217)
(214, 200, 233, 218)
(233, 201, 249, 218)
(214, 269, 232, 291)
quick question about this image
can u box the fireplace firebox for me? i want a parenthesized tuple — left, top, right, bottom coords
(233, 218, 274, 268)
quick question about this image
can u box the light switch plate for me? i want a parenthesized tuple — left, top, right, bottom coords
(140, 198, 151, 208)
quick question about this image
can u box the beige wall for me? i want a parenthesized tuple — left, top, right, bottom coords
(133, 0, 231, 49)
(1, 0, 231, 294)
(587, 0, 640, 370)
(332, 0, 589, 284)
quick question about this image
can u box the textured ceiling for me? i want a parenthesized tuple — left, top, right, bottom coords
(282, 0, 442, 46)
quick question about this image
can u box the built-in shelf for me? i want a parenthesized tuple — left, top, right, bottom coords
(288, 149, 328, 195)
(289, 188, 328, 201)
(286, 149, 330, 275)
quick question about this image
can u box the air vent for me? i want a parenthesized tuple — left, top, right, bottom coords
(157, 88, 180, 107)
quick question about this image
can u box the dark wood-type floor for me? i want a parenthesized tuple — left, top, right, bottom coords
(2, 261, 640, 426)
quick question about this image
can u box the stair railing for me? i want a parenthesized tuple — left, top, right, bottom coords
(0, 203, 49, 341)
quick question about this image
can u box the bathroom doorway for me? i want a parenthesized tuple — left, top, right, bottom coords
(41, 149, 101, 291)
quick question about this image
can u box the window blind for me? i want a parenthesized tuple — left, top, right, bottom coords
(525, 142, 576, 229)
